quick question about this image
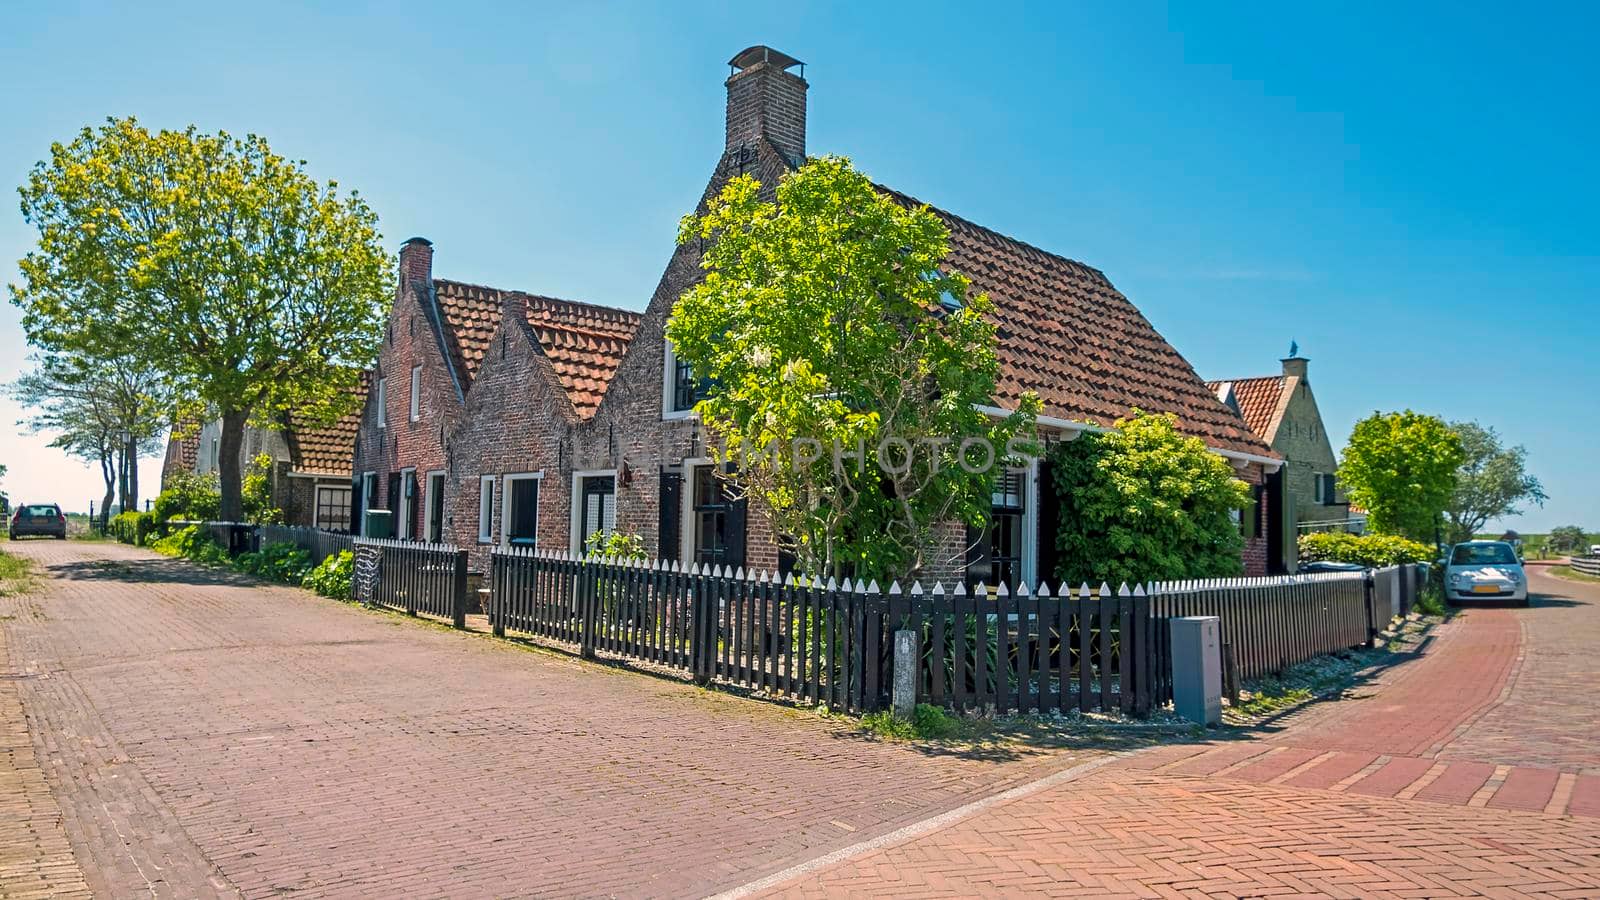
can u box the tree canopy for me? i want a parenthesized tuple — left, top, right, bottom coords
(1547, 525, 1591, 555)
(1442, 421, 1545, 544)
(667, 156, 1039, 582)
(1337, 411, 1464, 542)
(11, 117, 388, 519)
(1048, 411, 1252, 586)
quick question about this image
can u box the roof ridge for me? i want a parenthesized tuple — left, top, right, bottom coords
(1205, 374, 1285, 387)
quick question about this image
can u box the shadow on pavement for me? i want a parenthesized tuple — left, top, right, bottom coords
(45, 556, 263, 588)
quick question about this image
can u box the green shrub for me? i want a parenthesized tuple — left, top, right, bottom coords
(1298, 532, 1434, 568)
(109, 511, 142, 544)
(235, 541, 312, 584)
(860, 703, 965, 741)
(149, 525, 230, 565)
(153, 471, 220, 523)
(302, 550, 354, 600)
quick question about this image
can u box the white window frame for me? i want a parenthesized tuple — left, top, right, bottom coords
(478, 475, 497, 544)
(679, 457, 713, 563)
(376, 377, 388, 429)
(397, 467, 416, 540)
(499, 471, 544, 549)
(360, 471, 377, 536)
(422, 469, 446, 543)
(314, 484, 353, 532)
(570, 468, 619, 554)
(409, 365, 422, 422)
(661, 340, 697, 421)
(1313, 471, 1324, 503)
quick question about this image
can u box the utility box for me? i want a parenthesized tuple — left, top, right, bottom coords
(1171, 616, 1222, 726)
(364, 509, 393, 540)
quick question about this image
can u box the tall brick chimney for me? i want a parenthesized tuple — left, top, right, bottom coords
(399, 237, 434, 287)
(725, 45, 808, 163)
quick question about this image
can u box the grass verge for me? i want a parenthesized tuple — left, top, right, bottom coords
(0, 547, 38, 598)
(1551, 565, 1600, 584)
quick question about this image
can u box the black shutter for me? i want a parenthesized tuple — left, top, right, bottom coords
(405, 471, 419, 539)
(350, 475, 364, 536)
(723, 462, 746, 570)
(1324, 474, 1337, 506)
(1035, 460, 1060, 587)
(966, 520, 992, 589)
(658, 470, 681, 562)
(386, 473, 400, 513)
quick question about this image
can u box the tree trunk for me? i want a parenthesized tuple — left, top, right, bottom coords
(125, 435, 140, 512)
(218, 409, 248, 522)
(99, 450, 116, 530)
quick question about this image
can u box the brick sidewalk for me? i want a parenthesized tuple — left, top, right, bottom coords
(0, 539, 1093, 898)
(755, 567, 1600, 897)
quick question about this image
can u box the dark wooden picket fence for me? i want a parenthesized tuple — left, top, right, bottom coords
(489, 549, 891, 712)
(257, 524, 354, 565)
(458, 548, 1421, 717)
(354, 538, 469, 628)
(1145, 573, 1370, 701)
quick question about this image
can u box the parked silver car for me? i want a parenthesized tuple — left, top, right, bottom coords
(1444, 541, 1528, 607)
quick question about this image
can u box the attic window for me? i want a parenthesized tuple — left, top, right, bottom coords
(920, 269, 963, 312)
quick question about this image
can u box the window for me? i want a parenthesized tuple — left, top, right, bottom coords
(500, 473, 541, 547)
(315, 485, 353, 533)
(1322, 474, 1338, 506)
(423, 471, 445, 542)
(360, 472, 377, 536)
(662, 341, 712, 417)
(987, 471, 1027, 587)
(210, 437, 219, 470)
(478, 475, 496, 543)
(376, 377, 387, 428)
(409, 365, 422, 421)
(1313, 472, 1324, 503)
(1451, 543, 1518, 566)
(579, 474, 614, 550)
(397, 468, 416, 539)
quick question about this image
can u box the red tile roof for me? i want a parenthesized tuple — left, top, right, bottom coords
(287, 374, 370, 476)
(433, 278, 641, 419)
(885, 190, 1275, 457)
(1204, 375, 1287, 444)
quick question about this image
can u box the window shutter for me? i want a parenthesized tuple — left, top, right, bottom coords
(1035, 460, 1060, 587)
(723, 461, 746, 569)
(658, 470, 681, 562)
(350, 476, 364, 536)
(1244, 486, 1262, 539)
(405, 471, 420, 539)
(966, 520, 992, 588)
(1324, 474, 1337, 505)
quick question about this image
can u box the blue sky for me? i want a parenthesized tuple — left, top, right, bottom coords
(1, 1, 1594, 531)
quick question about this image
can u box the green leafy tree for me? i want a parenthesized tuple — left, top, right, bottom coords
(9, 356, 135, 526)
(1548, 525, 1590, 555)
(242, 453, 283, 525)
(11, 117, 388, 521)
(667, 156, 1039, 582)
(1337, 411, 1464, 542)
(1048, 411, 1252, 586)
(1442, 421, 1546, 544)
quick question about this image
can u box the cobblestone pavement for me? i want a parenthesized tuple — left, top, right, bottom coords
(0, 539, 1091, 898)
(760, 565, 1600, 898)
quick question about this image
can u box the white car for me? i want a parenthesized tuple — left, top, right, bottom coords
(1589, 544, 1600, 557)
(1446, 541, 1529, 607)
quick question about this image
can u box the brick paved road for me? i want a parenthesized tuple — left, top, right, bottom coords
(758, 565, 1600, 898)
(0, 539, 1091, 898)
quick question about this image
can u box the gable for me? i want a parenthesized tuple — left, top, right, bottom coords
(1204, 375, 1287, 443)
(285, 373, 369, 476)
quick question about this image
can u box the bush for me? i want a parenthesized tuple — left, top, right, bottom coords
(149, 525, 230, 566)
(235, 541, 312, 584)
(302, 550, 354, 601)
(1299, 532, 1434, 568)
(109, 511, 142, 544)
(153, 471, 220, 523)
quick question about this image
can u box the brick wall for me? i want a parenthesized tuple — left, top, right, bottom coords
(725, 58, 807, 162)
(446, 295, 579, 572)
(351, 244, 463, 538)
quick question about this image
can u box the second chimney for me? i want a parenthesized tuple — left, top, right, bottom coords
(399, 236, 434, 287)
(725, 45, 808, 164)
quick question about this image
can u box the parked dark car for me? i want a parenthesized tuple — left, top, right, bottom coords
(9, 503, 67, 540)
(1298, 560, 1366, 573)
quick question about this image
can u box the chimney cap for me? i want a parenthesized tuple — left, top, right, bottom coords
(402, 236, 433, 248)
(729, 45, 804, 72)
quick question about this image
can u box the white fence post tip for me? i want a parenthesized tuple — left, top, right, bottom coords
(1133, 583, 1146, 597)
(930, 581, 945, 596)
(1117, 583, 1132, 597)
(1098, 582, 1111, 597)
(1038, 581, 1052, 598)
(825, 576, 838, 591)
(909, 581, 923, 596)
(887, 580, 901, 595)
(733, 566, 745, 580)
(953, 581, 967, 597)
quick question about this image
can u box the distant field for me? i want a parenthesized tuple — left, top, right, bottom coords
(1475, 532, 1600, 559)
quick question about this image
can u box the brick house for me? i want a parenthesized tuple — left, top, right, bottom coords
(164, 379, 367, 530)
(362, 44, 1281, 582)
(1208, 353, 1348, 573)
